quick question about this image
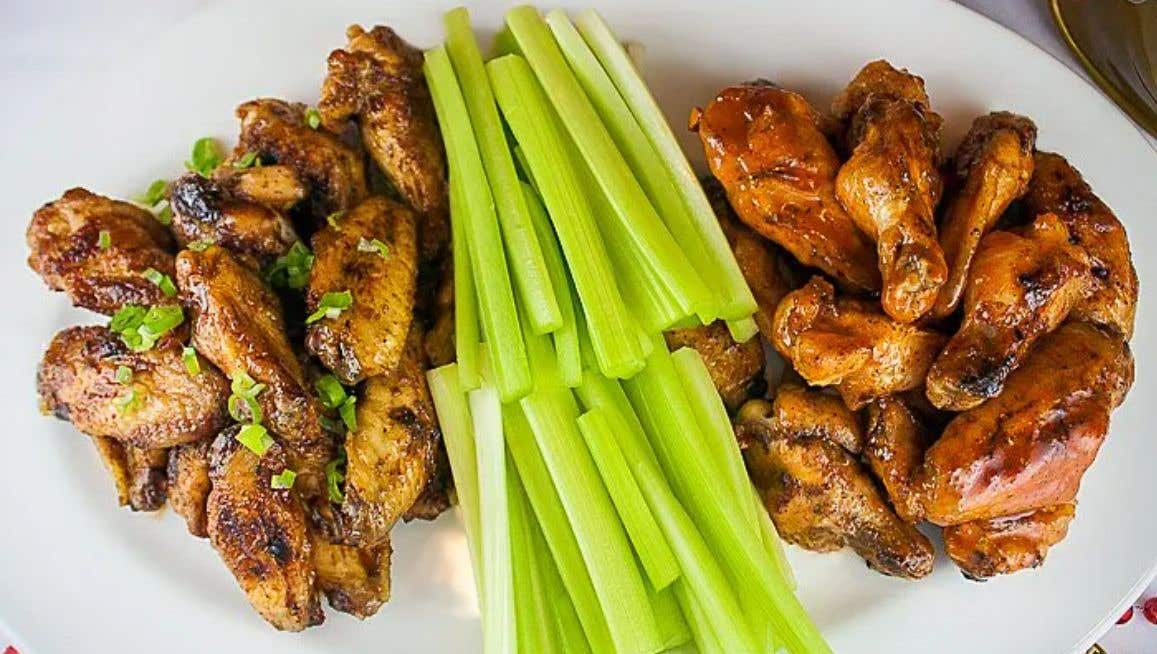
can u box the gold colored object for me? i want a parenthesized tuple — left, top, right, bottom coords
(1086, 645, 1108, 654)
(1051, 0, 1157, 137)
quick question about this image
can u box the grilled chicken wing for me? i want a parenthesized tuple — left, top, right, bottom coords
(771, 277, 946, 409)
(235, 99, 368, 222)
(320, 25, 448, 260)
(926, 213, 1093, 411)
(167, 439, 213, 537)
(864, 396, 936, 523)
(423, 258, 456, 368)
(169, 172, 300, 269)
(216, 163, 308, 212)
(206, 428, 323, 631)
(338, 330, 439, 547)
(769, 382, 863, 454)
(665, 321, 765, 412)
(831, 60, 940, 127)
(27, 188, 176, 315)
(1024, 152, 1138, 339)
(306, 196, 417, 385)
(737, 392, 934, 579)
(90, 436, 133, 507)
(944, 503, 1076, 580)
(88, 436, 169, 511)
(693, 83, 880, 291)
(310, 529, 391, 619)
(834, 61, 946, 323)
(37, 326, 230, 449)
(931, 112, 1037, 319)
(176, 246, 331, 492)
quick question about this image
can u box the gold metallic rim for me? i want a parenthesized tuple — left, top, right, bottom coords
(1086, 644, 1108, 654)
(1049, 0, 1157, 138)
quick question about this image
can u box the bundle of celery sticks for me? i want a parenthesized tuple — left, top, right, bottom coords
(424, 6, 829, 653)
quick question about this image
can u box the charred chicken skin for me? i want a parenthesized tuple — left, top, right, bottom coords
(310, 529, 392, 619)
(943, 503, 1076, 580)
(167, 439, 213, 538)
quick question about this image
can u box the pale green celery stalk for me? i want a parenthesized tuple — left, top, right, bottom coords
(576, 408, 680, 590)
(754, 483, 796, 590)
(624, 346, 830, 654)
(425, 46, 531, 401)
(574, 306, 599, 372)
(546, 10, 722, 324)
(450, 178, 481, 390)
(512, 146, 537, 191)
(533, 512, 593, 654)
(487, 54, 644, 379)
(672, 581, 722, 654)
(504, 6, 713, 319)
(508, 461, 560, 654)
(469, 386, 516, 654)
(650, 580, 691, 650)
(445, 8, 561, 335)
(725, 315, 759, 343)
(521, 391, 663, 654)
(426, 365, 482, 593)
(573, 9, 757, 322)
(515, 283, 563, 391)
(502, 405, 615, 652)
(521, 182, 581, 387)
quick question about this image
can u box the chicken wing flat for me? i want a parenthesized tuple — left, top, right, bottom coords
(306, 195, 417, 385)
(1024, 152, 1138, 339)
(943, 503, 1076, 580)
(125, 446, 168, 512)
(167, 439, 212, 537)
(169, 172, 299, 270)
(235, 98, 368, 222)
(767, 382, 863, 454)
(90, 436, 133, 507)
(310, 529, 391, 619)
(664, 321, 765, 412)
(926, 213, 1093, 411)
(339, 331, 439, 547)
(931, 112, 1037, 320)
(206, 428, 323, 631)
(37, 326, 230, 449)
(692, 83, 880, 291)
(27, 188, 176, 315)
(771, 276, 947, 409)
(834, 62, 946, 323)
(176, 246, 331, 491)
(423, 258, 456, 368)
(737, 394, 934, 579)
(216, 163, 307, 213)
(921, 322, 1133, 525)
(864, 396, 936, 523)
(320, 25, 449, 261)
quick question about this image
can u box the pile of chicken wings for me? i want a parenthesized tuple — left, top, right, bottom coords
(29, 26, 454, 629)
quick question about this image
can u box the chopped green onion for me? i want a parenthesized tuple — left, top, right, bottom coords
(112, 388, 142, 415)
(521, 183, 581, 387)
(135, 179, 168, 206)
(110, 304, 183, 352)
(325, 453, 346, 503)
(265, 241, 313, 290)
(305, 107, 322, 129)
(325, 211, 344, 230)
(338, 395, 357, 431)
(450, 178, 481, 391)
(114, 365, 132, 385)
(154, 201, 173, 226)
(109, 305, 146, 332)
(314, 374, 347, 409)
(182, 347, 200, 376)
(185, 138, 223, 177)
(229, 370, 265, 425)
(305, 290, 353, 324)
(236, 424, 273, 456)
(233, 151, 261, 169)
(356, 237, 391, 259)
(98, 230, 111, 249)
(142, 268, 177, 298)
(187, 239, 214, 252)
(270, 469, 297, 489)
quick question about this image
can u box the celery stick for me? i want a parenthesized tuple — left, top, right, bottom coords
(425, 46, 531, 401)
(577, 408, 680, 590)
(450, 178, 481, 390)
(509, 462, 560, 654)
(445, 8, 561, 335)
(650, 581, 691, 651)
(487, 54, 645, 379)
(532, 512, 593, 654)
(726, 315, 759, 343)
(753, 482, 797, 590)
(574, 9, 757, 321)
(521, 391, 663, 654)
(672, 581, 723, 654)
(503, 404, 615, 652)
(504, 7, 713, 319)
(469, 386, 516, 654)
(521, 183, 581, 387)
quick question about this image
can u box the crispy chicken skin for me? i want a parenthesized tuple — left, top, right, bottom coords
(38, 326, 230, 449)
(834, 63, 946, 323)
(215, 163, 307, 213)
(768, 382, 863, 454)
(167, 439, 213, 537)
(737, 393, 935, 579)
(926, 214, 1093, 411)
(176, 246, 331, 492)
(1024, 152, 1138, 339)
(306, 196, 417, 385)
(169, 172, 299, 269)
(943, 503, 1076, 580)
(864, 396, 935, 524)
(830, 60, 939, 127)
(27, 188, 176, 315)
(320, 25, 449, 261)
(664, 321, 766, 412)
(932, 112, 1037, 320)
(310, 529, 391, 619)
(771, 277, 947, 409)
(339, 331, 439, 547)
(235, 99, 368, 222)
(693, 83, 880, 291)
(920, 322, 1133, 525)
(126, 446, 169, 512)
(206, 428, 324, 631)
(423, 258, 456, 368)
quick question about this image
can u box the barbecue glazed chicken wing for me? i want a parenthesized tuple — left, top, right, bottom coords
(926, 213, 1093, 411)
(665, 321, 766, 412)
(206, 428, 324, 631)
(737, 386, 935, 579)
(38, 326, 230, 450)
(27, 188, 176, 315)
(931, 112, 1037, 320)
(310, 530, 391, 619)
(1024, 152, 1138, 339)
(320, 25, 449, 260)
(693, 83, 880, 291)
(833, 61, 947, 323)
(863, 396, 937, 524)
(771, 276, 946, 409)
(306, 195, 417, 386)
(943, 503, 1076, 580)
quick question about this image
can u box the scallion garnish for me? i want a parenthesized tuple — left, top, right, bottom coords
(270, 469, 297, 490)
(187, 239, 213, 252)
(314, 374, 347, 409)
(305, 290, 353, 324)
(357, 237, 391, 259)
(154, 201, 173, 226)
(185, 137, 224, 177)
(135, 180, 168, 207)
(305, 107, 322, 129)
(229, 371, 265, 425)
(338, 395, 357, 431)
(233, 151, 261, 169)
(325, 454, 346, 503)
(114, 365, 132, 385)
(108, 304, 184, 352)
(235, 423, 273, 456)
(265, 241, 314, 290)
(112, 388, 142, 415)
(325, 211, 344, 231)
(182, 346, 200, 376)
(142, 268, 177, 297)
(98, 230, 111, 250)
